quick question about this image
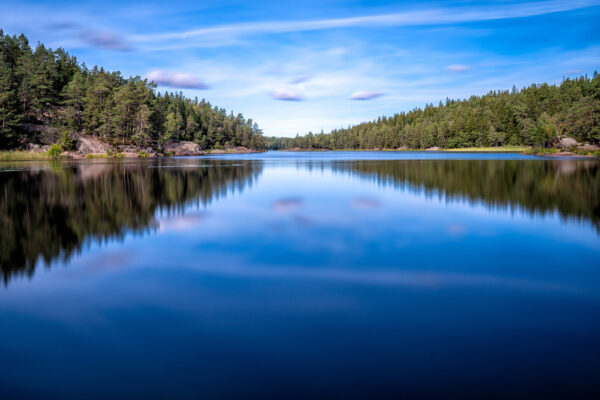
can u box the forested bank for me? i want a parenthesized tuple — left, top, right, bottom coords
(0, 31, 265, 151)
(266, 73, 600, 151)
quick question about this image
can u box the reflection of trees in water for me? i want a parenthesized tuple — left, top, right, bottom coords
(2, 158, 598, 285)
(322, 159, 600, 232)
(0, 160, 262, 284)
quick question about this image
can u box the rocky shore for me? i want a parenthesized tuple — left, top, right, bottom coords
(22, 134, 261, 159)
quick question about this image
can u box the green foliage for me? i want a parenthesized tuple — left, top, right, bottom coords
(266, 74, 600, 150)
(60, 130, 76, 151)
(0, 31, 265, 151)
(138, 150, 148, 158)
(47, 143, 61, 157)
(523, 147, 558, 155)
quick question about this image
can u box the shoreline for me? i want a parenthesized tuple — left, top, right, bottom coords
(274, 147, 599, 157)
(0, 148, 265, 162)
(2, 148, 597, 162)
(282, 146, 530, 153)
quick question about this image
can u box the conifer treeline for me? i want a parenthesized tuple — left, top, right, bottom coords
(266, 74, 600, 150)
(0, 31, 265, 150)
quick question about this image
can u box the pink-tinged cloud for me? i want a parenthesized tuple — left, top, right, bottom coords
(146, 70, 210, 89)
(271, 89, 303, 101)
(349, 91, 384, 100)
(273, 198, 303, 212)
(445, 64, 471, 72)
(79, 30, 133, 51)
(288, 74, 312, 84)
(351, 197, 382, 209)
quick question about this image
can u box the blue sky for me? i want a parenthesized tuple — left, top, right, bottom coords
(1, 0, 599, 136)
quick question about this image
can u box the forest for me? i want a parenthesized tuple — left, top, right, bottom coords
(266, 73, 600, 150)
(0, 31, 266, 151)
(2, 31, 599, 153)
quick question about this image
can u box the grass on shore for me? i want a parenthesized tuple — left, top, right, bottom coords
(0, 151, 53, 161)
(285, 146, 532, 152)
(84, 152, 125, 159)
(523, 147, 558, 155)
(443, 146, 531, 152)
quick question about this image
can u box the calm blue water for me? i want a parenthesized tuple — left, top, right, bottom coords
(1, 152, 599, 399)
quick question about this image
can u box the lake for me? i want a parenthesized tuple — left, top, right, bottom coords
(1, 151, 599, 399)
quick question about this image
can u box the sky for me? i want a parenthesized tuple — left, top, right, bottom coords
(1, 0, 599, 137)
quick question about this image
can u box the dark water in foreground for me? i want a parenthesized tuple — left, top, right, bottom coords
(1, 151, 599, 399)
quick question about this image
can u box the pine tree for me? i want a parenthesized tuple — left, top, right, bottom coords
(0, 31, 23, 148)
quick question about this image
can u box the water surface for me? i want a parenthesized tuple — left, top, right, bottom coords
(1, 152, 599, 399)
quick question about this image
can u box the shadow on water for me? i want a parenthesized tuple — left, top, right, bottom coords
(1, 157, 598, 284)
(0, 159, 262, 284)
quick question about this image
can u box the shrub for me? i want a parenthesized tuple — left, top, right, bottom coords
(60, 131, 77, 151)
(524, 147, 558, 155)
(47, 144, 62, 158)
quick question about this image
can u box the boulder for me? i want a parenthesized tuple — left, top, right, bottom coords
(76, 135, 111, 154)
(163, 141, 204, 156)
(425, 146, 441, 151)
(559, 137, 578, 148)
(119, 145, 138, 153)
(578, 143, 600, 151)
(208, 146, 255, 154)
(26, 143, 41, 152)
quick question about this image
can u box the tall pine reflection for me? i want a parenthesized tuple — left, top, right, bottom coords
(0, 159, 262, 283)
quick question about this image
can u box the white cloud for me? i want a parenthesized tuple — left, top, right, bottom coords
(271, 88, 303, 101)
(445, 64, 471, 73)
(146, 70, 210, 89)
(130, 0, 600, 49)
(79, 29, 133, 51)
(288, 74, 311, 84)
(350, 91, 384, 100)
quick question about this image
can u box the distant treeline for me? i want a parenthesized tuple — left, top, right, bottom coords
(0, 31, 266, 150)
(266, 74, 600, 150)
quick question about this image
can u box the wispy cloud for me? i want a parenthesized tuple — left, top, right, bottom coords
(273, 198, 303, 213)
(271, 88, 303, 101)
(288, 74, 311, 84)
(146, 70, 210, 89)
(445, 64, 471, 73)
(46, 21, 79, 31)
(80, 29, 133, 51)
(130, 0, 600, 49)
(351, 197, 382, 209)
(350, 91, 384, 100)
